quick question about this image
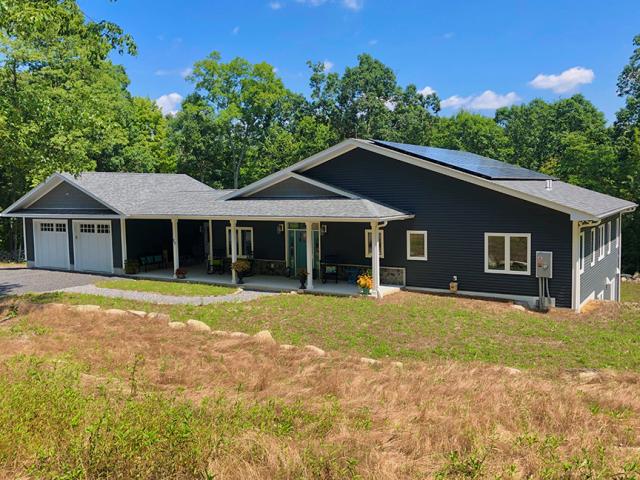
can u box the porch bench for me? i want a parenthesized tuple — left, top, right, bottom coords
(139, 254, 164, 272)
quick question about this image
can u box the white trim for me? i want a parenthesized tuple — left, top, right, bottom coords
(238, 172, 360, 200)
(4, 213, 122, 219)
(22, 218, 28, 262)
(32, 219, 71, 270)
(617, 213, 622, 301)
(365, 228, 384, 258)
(598, 224, 605, 260)
(484, 233, 531, 275)
(225, 226, 254, 258)
(120, 218, 127, 270)
(579, 231, 585, 274)
(607, 221, 612, 255)
(615, 217, 620, 249)
(305, 221, 314, 289)
(597, 290, 604, 300)
(590, 228, 596, 267)
(171, 218, 179, 277)
(115, 214, 413, 223)
(406, 286, 555, 309)
(406, 230, 428, 261)
(579, 291, 596, 311)
(208, 220, 213, 263)
(572, 221, 582, 311)
(71, 220, 114, 274)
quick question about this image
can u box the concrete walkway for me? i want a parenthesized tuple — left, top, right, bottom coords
(57, 284, 277, 305)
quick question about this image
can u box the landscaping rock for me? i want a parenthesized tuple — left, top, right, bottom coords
(72, 304, 101, 313)
(168, 322, 186, 330)
(127, 310, 147, 318)
(104, 308, 127, 316)
(578, 370, 600, 382)
(280, 344, 295, 350)
(229, 331, 250, 338)
(47, 303, 68, 309)
(148, 312, 170, 322)
(391, 361, 404, 368)
(360, 357, 381, 366)
(253, 330, 276, 345)
(511, 304, 526, 311)
(186, 319, 211, 332)
(503, 367, 521, 375)
(211, 330, 230, 336)
(304, 345, 326, 357)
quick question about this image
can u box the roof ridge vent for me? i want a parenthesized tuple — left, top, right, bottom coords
(546, 179, 553, 191)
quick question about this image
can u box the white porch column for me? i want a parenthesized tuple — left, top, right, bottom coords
(305, 221, 314, 290)
(22, 218, 28, 263)
(171, 218, 179, 278)
(208, 220, 213, 265)
(370, 221, 381, 298)
(230, 219, 238, 283)
(120, 218, 127, 271)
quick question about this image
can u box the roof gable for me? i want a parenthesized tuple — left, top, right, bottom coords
(28, 181, 113, 211)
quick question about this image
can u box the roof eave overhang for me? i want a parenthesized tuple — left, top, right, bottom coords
(123, 213, 414, 222)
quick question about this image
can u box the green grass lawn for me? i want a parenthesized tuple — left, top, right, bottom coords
(94, 278, 236, 297)
(621, 280, 640, 302)
(27, 282, 640, 372)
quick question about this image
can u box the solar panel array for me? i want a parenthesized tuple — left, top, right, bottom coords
(373, 140, 555, 180)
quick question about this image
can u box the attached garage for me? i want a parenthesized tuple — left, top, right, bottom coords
(72, 220, 114, 273)
(33, 220, 70, 270)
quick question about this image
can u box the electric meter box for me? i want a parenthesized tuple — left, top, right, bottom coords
(535, 251, 553, 278)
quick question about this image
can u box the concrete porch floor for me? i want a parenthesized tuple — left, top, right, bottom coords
(130, 264, 401, 298)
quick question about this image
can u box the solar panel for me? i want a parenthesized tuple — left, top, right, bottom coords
(373, 140, 555, 180)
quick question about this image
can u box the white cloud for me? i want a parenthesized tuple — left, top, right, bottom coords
(232, 26, 240, 34)
(322, 60, 334, 72)
(441, 90, 520, 110)
(418, 86, 436, 96)
(269, 1, 283, 8)
(342, 0, 363, 10)
(155, 92, 183, 116)
(154, 67, 193, 78)
(528, 66, 594, 94)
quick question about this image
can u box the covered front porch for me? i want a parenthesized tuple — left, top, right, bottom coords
(130, 263, 401, 297)
(121, 216, 407, 299)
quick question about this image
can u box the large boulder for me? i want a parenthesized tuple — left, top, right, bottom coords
(104, 308, 127, 316)
(72, 304, 101, 313)
(168, 322, 186, 330)
(127, 310, 147, 318)
(253, 330, 276, 345)
(186, 319, 211, 332)
(304, 345, 326, 357)
(148, 312, 171, 322)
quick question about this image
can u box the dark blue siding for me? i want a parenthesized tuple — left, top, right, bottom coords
(580, 215, 620, 303)
(212, 220, 284, 260)
(25, 219, 34, 262)
(304, 147, 573, 307)
(30, 182, 112, 211)
(247, 177, 339, 199)
(111, 220, 122, 269)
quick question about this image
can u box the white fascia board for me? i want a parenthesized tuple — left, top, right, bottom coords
(297, 140, 600, 221)
(125, 214, 414, 222)
(219, 139, 360, 200)
(241, 172, 360, 199)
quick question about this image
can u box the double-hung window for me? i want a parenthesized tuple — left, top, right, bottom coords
(406, 231, 428, 261)
(364, 229, 384, 258)
(598, 225, 605, 260)
(226, 227, 253, 258)
(579, 232, 585, 274)
(590, 229, 596, 266)
(485, 233, 531, 275)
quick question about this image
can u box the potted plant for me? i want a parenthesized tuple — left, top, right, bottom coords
(124, 259, 139, 275)
(175, 268, 188, 279)
(297, 268, 308, 289)
(232, 259, 251, 284)
(356, 272, 373, 296)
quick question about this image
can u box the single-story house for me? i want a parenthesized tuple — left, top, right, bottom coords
(2, 139, 636, 311)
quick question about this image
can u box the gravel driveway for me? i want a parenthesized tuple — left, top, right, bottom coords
(0, 267, 109, 296)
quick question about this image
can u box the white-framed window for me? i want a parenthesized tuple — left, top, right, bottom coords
(598, 224, 605, 260)
(607, 222, 612, 255)
(226, 226, 253, 258)
(590, 229, 596, 267)
(406, 231, 428, 261)
(365, 229, 384, 258)
(40, 223, 54, 232)
(80, 224, 95, 234)
(97, 224, 110, 234)
(484, 233, 531, 275)
(579, 231, 585, 274)
(615, 217, 620, 249)
(55, 223, 66, 233)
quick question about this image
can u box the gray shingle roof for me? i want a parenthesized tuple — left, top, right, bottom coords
(494, 180, 637, 218)
(59, 173, 409, 220)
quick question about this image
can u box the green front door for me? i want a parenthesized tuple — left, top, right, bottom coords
(287, 224, 320, 277)
(295, 230, 307, 272)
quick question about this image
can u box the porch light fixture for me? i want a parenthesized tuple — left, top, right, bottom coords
(277, 224, 284, 234)
(321, 224, 327, 234)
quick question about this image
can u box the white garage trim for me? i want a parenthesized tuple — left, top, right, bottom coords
(33, 219, 70, 270)
(71, 220, 114, 274)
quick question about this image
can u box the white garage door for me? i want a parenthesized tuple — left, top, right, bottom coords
(73, 221, 113, 273)
(34, 220, 70, 269)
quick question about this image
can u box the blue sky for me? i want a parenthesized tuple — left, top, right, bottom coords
(79, 0, 640, 121)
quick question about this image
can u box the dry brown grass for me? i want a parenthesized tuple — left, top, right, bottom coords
(1, 301, 640, 478)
